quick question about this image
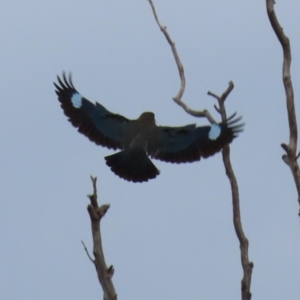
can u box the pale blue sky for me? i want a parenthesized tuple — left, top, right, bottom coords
(1, 1, 300, 299)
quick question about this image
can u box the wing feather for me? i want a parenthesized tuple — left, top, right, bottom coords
(149, 114, 244, 163)
(149, 125, 201, 163)
(54, 73, 129, 150)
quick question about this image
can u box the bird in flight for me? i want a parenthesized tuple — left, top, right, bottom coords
(54, 73, 244, 183)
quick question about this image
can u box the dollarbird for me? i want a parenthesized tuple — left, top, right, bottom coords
(54, 73, 244, 183)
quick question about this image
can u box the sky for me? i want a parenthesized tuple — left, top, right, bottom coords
(1, 1, 300, 299)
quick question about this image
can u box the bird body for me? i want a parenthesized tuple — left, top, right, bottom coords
(55, 73, 244, 182)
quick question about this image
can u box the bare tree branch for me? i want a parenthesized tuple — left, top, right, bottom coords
(208, 84, 253, 300)
(148, 1, 252, 298)
(83, 176, 117, 300)
(148, 0, 217, 124)
(266, 0, 300, 215)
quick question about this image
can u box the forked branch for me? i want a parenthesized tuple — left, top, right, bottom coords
(208, 86, 253, 300)
(82, 176, 117, 300)
(149, 1, 252, 299)
(266, 0, 300, 214)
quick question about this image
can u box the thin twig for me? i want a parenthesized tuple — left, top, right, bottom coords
(208, 85, 253, 300)
(266, 0, 300, 215)
(84, 176, 117, 300)
(148, 0, 217, 124)
(208, 81, 234, 117)
(81, 240, 94, 263)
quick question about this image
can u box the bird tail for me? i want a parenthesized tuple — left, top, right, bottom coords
(105, 149, 160, 183)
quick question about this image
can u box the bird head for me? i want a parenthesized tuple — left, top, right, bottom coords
(138, 112, 156, 127)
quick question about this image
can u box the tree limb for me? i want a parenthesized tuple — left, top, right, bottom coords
(148, 1, 253, 298)
(266, 0, 300, 215)
(83, 176, 117, 300)
(208, 85, 253, 300)
(148, 0, 217, 124)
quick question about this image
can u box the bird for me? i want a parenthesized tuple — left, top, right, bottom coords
(54, 73, 244, 183)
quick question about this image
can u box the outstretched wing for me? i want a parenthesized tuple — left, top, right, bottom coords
(54, 73, 129, 150)
(149, 114, 244, 163)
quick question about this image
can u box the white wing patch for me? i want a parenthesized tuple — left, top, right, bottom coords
(71, 93, 82, 108)
(208, 124, 221, 140)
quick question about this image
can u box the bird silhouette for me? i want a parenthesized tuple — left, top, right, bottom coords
(54, 73, 244, 182)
